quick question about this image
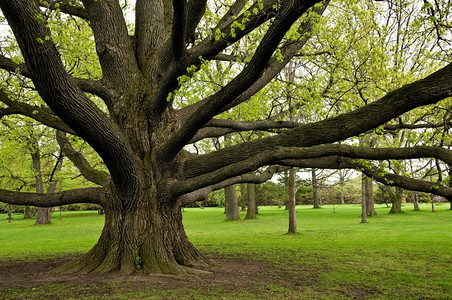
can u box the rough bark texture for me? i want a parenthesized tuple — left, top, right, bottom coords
(390, 187, 403, 214)
(312, 169, 320, 209)
(361, 175, 367, 224)
(225, 185, 240, 221)
(363, 175, 377, 217)
(245, 183, 256, 220)
(287, 168, 297, 234)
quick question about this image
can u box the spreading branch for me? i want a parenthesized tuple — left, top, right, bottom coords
(161, 0, 321, 161)
(56, 131, 110, 186)
(184, 62, 452, 177)
(0, 187, 106, 207)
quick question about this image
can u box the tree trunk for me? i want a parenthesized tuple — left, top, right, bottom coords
(31, 147, 52, 225)
(55, 187, 206, 275)
(245, 183, 256, 220)
(389, 186, 403, 214)
(361, 174, 367, 223)
(363, 174, 377, 216)
(7, 204, 12, 223)
(287, 168, 297, 234)
(312, 169, 320, 208)
(413, 192, 420, 211)
(225, 185, 240, 220)
(338, 170, 346, 205)
(239, 184, 247, 211)
(24, 206, 34, 219)
(431, 194, 435, 212)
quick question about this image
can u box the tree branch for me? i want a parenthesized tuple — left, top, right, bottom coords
(279, 156, 452, 201)
(176, 143, 452, 196)
(171, 0, 187, 60)
(184, 62, 452, 177)
(37, 0, 89, 20)
(0, 90, 76, 134)
(1, 0, 143, 194)
(0, 187, 106, 207)
(56, 131, 110, 186)
(161, 0, 321, 161)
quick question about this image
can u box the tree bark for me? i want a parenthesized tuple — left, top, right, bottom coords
(363, 174, 377, 217)
(361, 174, 367, 223)
(245, 183, 256, 220)
(312, 169, 320, 208)
(413, 192, 420, 211)
(287, 168, 297, 234)
(389, 186, 403, 214)
(31, 146, 52, 225)
(239, 183, 247, 211)
(56, 187, 206, 275)
(225, 185, 240, 221)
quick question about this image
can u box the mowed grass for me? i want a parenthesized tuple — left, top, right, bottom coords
(1, 203, 452, 299)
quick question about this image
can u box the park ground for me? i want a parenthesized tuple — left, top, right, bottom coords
(1, 204, 452, 299)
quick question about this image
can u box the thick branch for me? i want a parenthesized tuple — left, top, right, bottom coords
(279, 156, 452, 200)
(0, 54, 113, 100)
(176, 143, 452, 196)
(190, 119, 300, 142)
(184, 62, 452, 177)
(171, 0, 187, 59)
(162, 0, 321, 161)
(56, 131, 110, 186)
(1, 0, 143, 194)
(0, 187, 105, 207)
(178, 165, 285, 205)
(0, 90, 76, 134)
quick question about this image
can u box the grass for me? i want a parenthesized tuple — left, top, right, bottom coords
(1, 203, 452, 299)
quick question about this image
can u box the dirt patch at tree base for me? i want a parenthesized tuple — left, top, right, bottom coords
(0, 255, 327, 299)
(0, 255, 374, 299)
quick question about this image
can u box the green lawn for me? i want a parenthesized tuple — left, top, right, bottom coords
(1, 203, 451, 299)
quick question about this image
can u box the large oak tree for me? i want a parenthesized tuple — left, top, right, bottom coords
(0, 0, 452, 275)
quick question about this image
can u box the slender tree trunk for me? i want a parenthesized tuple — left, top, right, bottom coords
(7, 204, 12, 223)
(361, 174, 367, 223)
(339, 170, 345, 205)
(287, 168, 297, 234)
(389, 186, 403, 214)
(225, 185, 240, 220)
(240, 184, 247, 211)
(413, 192, 420, 211)
(31, 148, 52, 225)
(363, 174, 377, 216)
(431, 194, 435, 212)
(245, 183, 256, 220)
(312, 169, 320, 208)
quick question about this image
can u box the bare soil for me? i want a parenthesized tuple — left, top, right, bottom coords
(0, 256, 324, 299)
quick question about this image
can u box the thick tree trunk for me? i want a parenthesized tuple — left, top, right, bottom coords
(245, 183, 256, 220)
(312, 169, 320, 208)
(389, 186, 403, 214)
(287, 168, 297, 234)
(55, 187, 206, 275)
(225, 185, 240, 220)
